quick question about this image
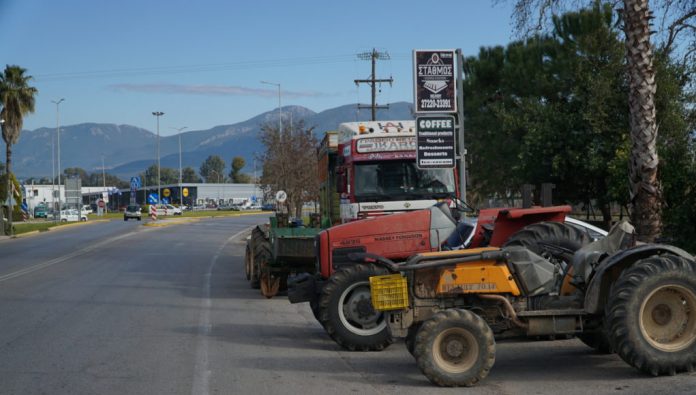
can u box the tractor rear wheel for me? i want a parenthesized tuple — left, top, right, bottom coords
(503, 221, 591, 260)
(244, 244, 252, 281)
(606, 254, 696, 376)
(504, 221, 591, 293)
(413, 309, 495, 387)
(318, 264, 393, 351)
(250, 226, 269, 290)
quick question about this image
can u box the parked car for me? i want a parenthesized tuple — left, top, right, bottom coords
(153, 204, 182, 216)
(81, 205, 93, 216)
(124, 205, 142, 221)
(261, 203, 275, 211)
(34, 205, 48, 218)
(59, 209, 88, 222)
(248, 204, 262, 211)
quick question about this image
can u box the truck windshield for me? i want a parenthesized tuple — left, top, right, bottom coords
(353, 160, 455, 201)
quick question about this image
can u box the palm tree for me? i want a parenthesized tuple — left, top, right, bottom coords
(623, 0, 661, 242)
(1, 65, 38, 236)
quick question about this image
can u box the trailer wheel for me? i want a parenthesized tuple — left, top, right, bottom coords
(606, 254, 696, 376)
(413, 309, 495, 387)
(318, 264, 393, 351)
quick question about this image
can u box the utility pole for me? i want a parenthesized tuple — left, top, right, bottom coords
(354, 48, 393, 121)
(152, 111, 164, 205)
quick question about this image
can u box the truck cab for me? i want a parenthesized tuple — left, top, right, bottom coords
(334, 121, 457, 223)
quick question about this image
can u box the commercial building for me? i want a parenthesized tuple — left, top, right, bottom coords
(107, 183, 260, 209)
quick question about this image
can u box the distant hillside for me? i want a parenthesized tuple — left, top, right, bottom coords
(7, 102, 414, 180)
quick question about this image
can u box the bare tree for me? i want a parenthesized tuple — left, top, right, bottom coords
(508, 0, 695, 241)
(259, 119, 319, 217)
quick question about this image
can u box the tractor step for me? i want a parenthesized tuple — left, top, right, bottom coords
(517, 308, 586, 317)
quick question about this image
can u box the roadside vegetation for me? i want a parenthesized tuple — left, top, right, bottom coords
(463, 3, 695, 251)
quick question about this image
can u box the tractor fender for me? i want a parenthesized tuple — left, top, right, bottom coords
(584, 244, 695, 314)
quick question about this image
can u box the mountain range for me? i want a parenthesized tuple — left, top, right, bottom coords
(7, 102, 414, 180)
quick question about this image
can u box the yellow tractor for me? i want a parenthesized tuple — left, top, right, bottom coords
(357, 221, 696, 387)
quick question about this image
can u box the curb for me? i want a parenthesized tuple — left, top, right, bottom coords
(14, 230, 41, 238)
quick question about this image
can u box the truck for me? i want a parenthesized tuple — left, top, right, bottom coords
(245, 120, 458, 297)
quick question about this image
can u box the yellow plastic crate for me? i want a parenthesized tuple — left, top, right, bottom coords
(370, 274, 409, 311)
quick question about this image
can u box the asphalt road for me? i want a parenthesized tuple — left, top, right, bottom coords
(0, 216, 694, 395)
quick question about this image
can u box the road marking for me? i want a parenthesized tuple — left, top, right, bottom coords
(0, 230, 142, 283)
(191, 226, 252, 395)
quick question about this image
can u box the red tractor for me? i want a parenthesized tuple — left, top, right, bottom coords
(288, 201, 599, 351)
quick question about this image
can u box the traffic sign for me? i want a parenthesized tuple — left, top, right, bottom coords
(413, 49, 457, 113)
(130, 176, 141, 190)
(416, 115, 456, 169)
(148, 193, 159, 204)
(275, 190, 287, 203)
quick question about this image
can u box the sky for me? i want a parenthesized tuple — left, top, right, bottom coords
(0, 0, 517, 136)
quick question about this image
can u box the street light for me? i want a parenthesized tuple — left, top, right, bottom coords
(52, 98, 65, 216)
(260, 81, 281, 136)
(171, 126, 188, 204)
(152, 111, 164, 204)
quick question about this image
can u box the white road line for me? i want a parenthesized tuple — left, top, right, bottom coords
(0, 230, 141, 283)
(191, 226, 252, 395)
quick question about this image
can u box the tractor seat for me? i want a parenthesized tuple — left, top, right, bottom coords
(572, 221, 636, 286)
(429, 202, 475, 250)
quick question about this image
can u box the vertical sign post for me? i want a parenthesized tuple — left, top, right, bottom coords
(414, 49, 466, 202)
(413, 50, 457, 113)
(415, 116, 456, 169)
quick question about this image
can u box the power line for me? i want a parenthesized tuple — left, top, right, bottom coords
(354, 48, 393, 121)
(35, 54, 360, 82)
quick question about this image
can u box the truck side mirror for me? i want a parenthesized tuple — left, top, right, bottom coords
(336, 170, 346, 194)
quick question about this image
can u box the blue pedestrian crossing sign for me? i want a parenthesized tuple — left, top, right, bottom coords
(251, 195, 257, 203)
(130, 176, 142, 190)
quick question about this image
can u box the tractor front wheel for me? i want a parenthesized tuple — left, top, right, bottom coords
(606, 254, 696, 376)
(413, 309, 495, 387)
(318, 264, 393, 351)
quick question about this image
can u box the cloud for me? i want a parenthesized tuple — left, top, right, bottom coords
(108, 83, 337, 98)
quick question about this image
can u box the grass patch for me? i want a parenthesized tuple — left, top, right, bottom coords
(13, 221, 62, 234)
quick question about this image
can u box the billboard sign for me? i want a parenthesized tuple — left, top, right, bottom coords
(413, 49, 457, 113)
(416, 115, 456, 169)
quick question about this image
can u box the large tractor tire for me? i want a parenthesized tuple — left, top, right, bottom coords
(503, 221, 591, 262)
(318, 263, 393, 351)
(244, 244, 252, 281)
(605, 254, 696, 376)
(413, 309, 495, 387)
(249, 226, 269, 290)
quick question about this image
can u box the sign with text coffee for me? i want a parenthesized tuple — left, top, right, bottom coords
(413, 49, 457, 113)
(416, 116, 456, 169)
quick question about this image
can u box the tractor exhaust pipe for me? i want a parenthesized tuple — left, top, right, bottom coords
(478, 294, 528, 329)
